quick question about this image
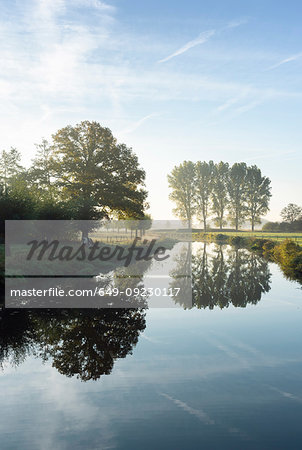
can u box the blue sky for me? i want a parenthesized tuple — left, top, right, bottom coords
(1, 0, 302, 221)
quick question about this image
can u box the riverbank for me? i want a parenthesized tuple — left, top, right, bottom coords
(193, 232, 302, 283)
(194, 230, 302, 245)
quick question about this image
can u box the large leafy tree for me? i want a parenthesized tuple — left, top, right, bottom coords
(50, 121, 147, 233)
(195, 160, 214, 231)
(227, 162, 247, 231)
(281, 203, 302, 224)
(245, 165, 271, 231)
(167, 161, 196, 228)
(211, 161, 229, 230)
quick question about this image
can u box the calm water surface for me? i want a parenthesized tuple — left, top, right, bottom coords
(0, 243, 302, 449)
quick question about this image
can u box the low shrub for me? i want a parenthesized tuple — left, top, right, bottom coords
(229, 236, 245, 246)
(250, 238, 273, 252)
(215, 233, 228, 242)
(273, 239, 301, 262)
(262, 240, 276, 252)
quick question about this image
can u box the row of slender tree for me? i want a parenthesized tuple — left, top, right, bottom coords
(168, 161, 272, 231)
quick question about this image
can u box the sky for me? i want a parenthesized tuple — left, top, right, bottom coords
(0, 0, 302, 221)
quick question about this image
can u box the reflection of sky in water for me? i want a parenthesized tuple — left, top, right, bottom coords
(0, 248, 302, 449)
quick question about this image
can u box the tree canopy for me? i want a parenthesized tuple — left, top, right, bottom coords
(167, 160, 196, 228)
(195, 160, 214, 232)
(281, 203, 302, 224)
(211, 161, 229, 230)
(51, 121, 147, 221)
(245, 165, 271, 231)
(0, 121, 149, 233)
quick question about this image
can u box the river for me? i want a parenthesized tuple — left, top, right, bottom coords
(0, 242, 301, 449)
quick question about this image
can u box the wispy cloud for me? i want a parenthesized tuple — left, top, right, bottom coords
(161, 393, 215, 425)
(139, 333, 162, 344)
(216, 87, 252, 112)
(158, 18, 247, 64)
(158, 30, 215, 63)
(266, 52, 302, 70)
(226, 18, 248, 29)
(74, 0, 116, 12)
(121, 113, 161, 134)
(268, 386, 302, 403)
(210, 84, 301, 124)
(206, 337, 250, 368)
(89, 0, 115, 11)
(244, 150, 296, 162)
(234, 99, 264, 114)
(161, 392, 250, 441)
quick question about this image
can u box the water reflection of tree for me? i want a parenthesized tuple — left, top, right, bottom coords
(225, 247, 271, 308)
(33, 309, 146, 381)
(0, 308, 35, 367)
(169, 243, 192, 309)
(0, 258, 149, 380)
(171, 243, 271, 309)
(0, 308, 146, 381)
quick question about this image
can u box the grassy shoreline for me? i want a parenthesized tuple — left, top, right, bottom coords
(192, 230, 302, 245)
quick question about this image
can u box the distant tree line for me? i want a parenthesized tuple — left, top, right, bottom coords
(168, 161, 271, 231)
(263, 203, 302, 232)
(0, 121, 149, 237)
